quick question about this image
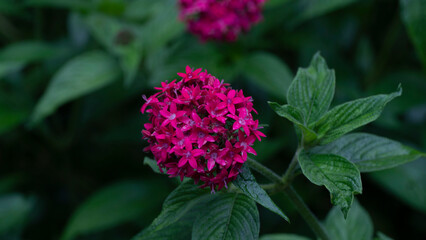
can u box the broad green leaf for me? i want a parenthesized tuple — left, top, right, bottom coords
(133, 181, 211, 240)
(61, 180, 165, 240)
(401, 0, 426, 67)
(142, 0, 184, 54)
(291, 0, 357, 26)
(192, 193, 259, 240)
(298, 151, 362, 217)
(0, 194, 33, 235)
(370, 159, 426, 213)
(268, 102, 318, 143)
(312, 133, 424, 172)
(313, 87, 402, 145)
(30, 51, 120, 125)
(260, 234, 311, 240)
(124, 0, 163, 21)
(325, 200, 373, 240)
(287, 52, 335, 125)
(85, 14, 143, 86)
(375, 232, 393, 240)
(144, 157, 162, 174)
(240, 52, 293, 101)
(234, 165, 289, 222)
(0, 41, 57, 63)
(0, 61, 23, 79)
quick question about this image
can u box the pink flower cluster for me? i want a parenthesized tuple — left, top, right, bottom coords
(178, 0, 266, 41)
(141, 66, 265, 191)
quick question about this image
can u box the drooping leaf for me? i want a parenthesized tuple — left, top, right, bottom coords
(240, 52, 293, 101)
(85, 14, 143, 86)
(290, 0, 358, 26)
(287, 52, 335, 125)
(133, 181, 211, 240)
(325, 200, 373, 240)
(30, 51, 120, 125)
(311, 133, 424, 172)
(375, 232, 394, 240)
(61, 180, 167, 240)
(192, 193, 260, 240)
(0, 194, 34, 236)
(260, 234, 311, 240)
(268, 102, 318, 143)
(234, 165, 289, 222)
(369, 159, 426, 213)
(298, 151, 362, 217)
(313, 86, 402, 145)
(400, 0, 426, 68)
(144, 157, 162, 174)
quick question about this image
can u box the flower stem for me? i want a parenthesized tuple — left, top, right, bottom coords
(282, 149, 301, 182)
(247, 157, 331, 240)
(284, 186, 331, 240)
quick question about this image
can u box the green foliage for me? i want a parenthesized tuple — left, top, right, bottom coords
(30, 51, 120, 125)
(312, 87, 402, 144)
(61, 180, 165, 240)
(312, 133, 424, 172)
(0, 194, 34, 237)
(234, 165, 289, 221)
(239, 52, 293, 101)
(370, 159, 426, 213)
(400, 0, 426, 68)
(133, 181, 210, 240)
(287, 52, 335, 125)
(324, 200, 373, 240)
(298, 151, 362, 217)
(143, 157, 162, 174)
(260, 234, 311, 240)
(192, 193, 259, 240)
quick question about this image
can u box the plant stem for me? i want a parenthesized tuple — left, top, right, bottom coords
(282, 149, 301, 182)
(247, 157, 331, 240)
(246, 157, 282, 183)
(284, 186, 331, 240)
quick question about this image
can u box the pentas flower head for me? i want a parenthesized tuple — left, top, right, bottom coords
(141, 66, 265, 192)
(178, 0, 266, 41)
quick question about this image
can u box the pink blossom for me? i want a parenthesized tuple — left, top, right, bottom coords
(178, 0, 266, 41)
(141, 66, 265, 191)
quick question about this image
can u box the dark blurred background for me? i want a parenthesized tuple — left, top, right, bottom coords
(0, 0, 425, 239)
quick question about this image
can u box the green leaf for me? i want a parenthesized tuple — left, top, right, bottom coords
(268, 102, 318, 143)
(401, 0, 426, 68)
(287, 52, 335, 125)
(85, 14, 143, 86)
(133, 181, 210, 240)
(30, 51, 120, 125)
(260, 234, 311, 240)
(61, 180, 165, 240)
(291, 0, 358, 26)
(325, 200, 373, 240)
(144, 157, 162, 174)
(234, 165, 289, 222)
(192, 193, 260, 240)
(369, 159, 426, 213)
(142, 0, 184, 54)
(0, 41, 57, 63)
(313, 86, 402, 145)
(298, 151, 362, 217)
(311, 133, 424, 172)
(240, 52, 293, 101)
(0, 194, 34, 235)
(375, 232, 393, 240)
